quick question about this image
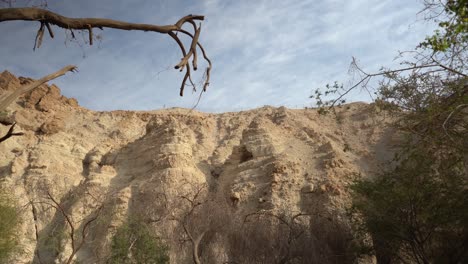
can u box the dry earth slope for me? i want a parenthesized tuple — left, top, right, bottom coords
(0, 70, 397, 264)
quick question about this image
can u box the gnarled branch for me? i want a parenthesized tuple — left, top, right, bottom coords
(0, 7, 211, 96)
(42, 190, 104, 264)
(0, 65, 77, 111)
(0, 122, 24, 143)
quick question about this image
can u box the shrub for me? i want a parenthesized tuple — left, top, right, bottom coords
(350, 150, 468, 263)
(0, 189, 21, 262)
(108, 218, 169, 264)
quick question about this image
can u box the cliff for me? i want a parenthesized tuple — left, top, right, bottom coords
(0, 70, 396, 263)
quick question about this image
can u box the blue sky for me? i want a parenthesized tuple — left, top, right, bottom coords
(0, 0, 435, 112)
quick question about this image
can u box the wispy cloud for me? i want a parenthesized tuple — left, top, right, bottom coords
(0, 0, 435, 112)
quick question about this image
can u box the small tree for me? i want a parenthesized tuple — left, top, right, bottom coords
(312, 0, 468, 262)
(225, 210, 355, 264)
(165, 181, 231, 263)
(350, 150, 468, 263)
(108, 217, 169, 264)
(171, 182, 209, 264)
(31, 188, 105, 264)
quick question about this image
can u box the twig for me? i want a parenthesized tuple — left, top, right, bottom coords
(328, 61, 444, 108)
(87, 24, 93, 45)
(442, 103, 468, 143)
(45, 21, 53, 38)
(33, 21, 44, 50)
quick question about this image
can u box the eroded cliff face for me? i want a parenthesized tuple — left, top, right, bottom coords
(0, 70, 396, 263)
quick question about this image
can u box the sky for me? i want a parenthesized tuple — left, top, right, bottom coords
(0, 0, 436, 112)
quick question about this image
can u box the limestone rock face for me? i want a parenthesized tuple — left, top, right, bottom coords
(0, 71, 394, 264)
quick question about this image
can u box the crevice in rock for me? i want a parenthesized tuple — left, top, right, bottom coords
(239, 146, 253, 163)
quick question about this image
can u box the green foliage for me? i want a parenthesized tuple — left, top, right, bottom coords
(0, 110, 11, 124)
(108, 218, 169, 264)
(350, 148, 468, 263)
(352, 76, 468, 262)
(310, 81, 345, 114)
(420, 0, 468, 52)
(309, 1, 468, 262)
(349, 35, 468, 263)
(349, 47, 468, 264)
(0, 189, 21, 262)
(311, 0, 467, 113)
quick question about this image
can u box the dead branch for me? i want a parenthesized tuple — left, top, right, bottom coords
(33, 21, 44, 50)
(171, 182, 208, 264)
(242, 210, 311, 264)
(324, 56, 466, 109)
(30, 202, 44, 264)
(72, 204, 102, 264)
(329, 59, 441, 109)
(45, 191, 76, 264)
(442, 103, 468, 142)
(182, 185, 207, 264)
(0, 122, 24, 143)
(181, 219, 206, 264)
(0, 65, 77, 111)
(44, 21, 53, 37)
(0, 7, 211, 96)
(41, 190, 104, 264)
(178, 29, 212, 92)
(243, 210, 309, 227)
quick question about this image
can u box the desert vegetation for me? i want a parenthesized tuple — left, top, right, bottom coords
(107, 217, 169, 264)
(314, 0, 468, 263)
(0, 188, 21, 262)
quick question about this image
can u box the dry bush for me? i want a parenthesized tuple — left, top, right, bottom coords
(224, 211, 356, 264)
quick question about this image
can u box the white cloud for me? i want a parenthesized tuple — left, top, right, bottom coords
(0, 0, 436, 112)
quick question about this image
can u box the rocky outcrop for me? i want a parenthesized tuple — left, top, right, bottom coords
(0, 71, 394, 263)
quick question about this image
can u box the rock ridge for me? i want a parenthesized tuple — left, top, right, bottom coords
(0, 71, 394, 263)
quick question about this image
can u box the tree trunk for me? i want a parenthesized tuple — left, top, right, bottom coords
(192, 231, 206, 264)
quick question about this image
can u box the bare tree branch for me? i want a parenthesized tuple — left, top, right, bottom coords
(318, 53, 467, 110)
(0, 7, 211, 96)
(172, 182, 209, 264)
(0, 65, 77, 111)
(442, 103, 468, 142)
(44, 21, 53, 37)
(178, 29, 212, 92)
(33, 21, 44, 50)
(0, 8, 200, 32)
(39, 190, 104, 264)
(30, 202, 44, 264)
(329, 59, 442, 109)
(0, 122, 24, 143)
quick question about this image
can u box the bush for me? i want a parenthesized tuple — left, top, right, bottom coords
(226, 212, 356, 264)
(350, 149, 468, 263)
(0, 189, 21, 262)
(107, 217, 169, 264)
(312, 1, 468, 262)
